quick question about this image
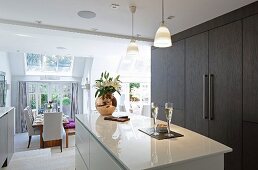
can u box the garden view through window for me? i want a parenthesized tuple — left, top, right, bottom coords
(25, 53, 74, 76)
(27, 82, 72, 116)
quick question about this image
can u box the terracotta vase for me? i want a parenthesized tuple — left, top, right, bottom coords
(95, 93, 117, 116)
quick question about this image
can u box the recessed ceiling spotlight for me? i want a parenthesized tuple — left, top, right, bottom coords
(56, 47, 67, 50)
(35, 20, 42, 24)
(110, 3, 120, 9)
(78, 11, 96, 19)
(15, 34, 33, 37)
(167, 16, 175, 20)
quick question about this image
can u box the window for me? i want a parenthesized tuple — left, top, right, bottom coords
(25, 53, 74, 76)
(26, 82, 72, 115)
(118, 82, 150, 115)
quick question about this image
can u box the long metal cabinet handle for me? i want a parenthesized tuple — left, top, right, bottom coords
(203, 75, 209, 119)
(209, 74, 214, 120)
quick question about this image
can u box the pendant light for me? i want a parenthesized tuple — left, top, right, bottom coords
(154, 0, 172, 48)
(126, 5, 139, 57)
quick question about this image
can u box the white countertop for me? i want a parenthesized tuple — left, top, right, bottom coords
(76, 112, 232, 170)
(0, 107, 14, 118)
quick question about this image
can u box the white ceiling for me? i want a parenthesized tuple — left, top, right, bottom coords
(0, 23, 151, 58)
(0, 0, 256, 38)
(0, 0, 256, 58)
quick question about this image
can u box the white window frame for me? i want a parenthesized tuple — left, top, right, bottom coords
(27, 82, 72, 114)
(24, 53, 74, 76)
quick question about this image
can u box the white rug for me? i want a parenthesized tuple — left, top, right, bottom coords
(2, 132, 75, 170)
(3, 148, 75, 170)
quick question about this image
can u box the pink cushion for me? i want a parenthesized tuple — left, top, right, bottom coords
(64, 122, 75, 129)
(68, 118, 75, 122)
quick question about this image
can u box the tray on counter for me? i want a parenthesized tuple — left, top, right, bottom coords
(139, 127, 184, 140)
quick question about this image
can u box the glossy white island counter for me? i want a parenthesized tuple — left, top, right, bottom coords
(75, 112, 232, 170)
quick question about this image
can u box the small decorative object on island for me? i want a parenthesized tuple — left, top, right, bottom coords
(95, 71, 121, 116)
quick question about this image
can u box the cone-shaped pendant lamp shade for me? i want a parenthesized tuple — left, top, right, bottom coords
(126, 39, 139, 56)
(154, 23, 172, 48)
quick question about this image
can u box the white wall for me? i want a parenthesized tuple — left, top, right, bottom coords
(0, 51, 12, 106)
(82, 57, 93, 114)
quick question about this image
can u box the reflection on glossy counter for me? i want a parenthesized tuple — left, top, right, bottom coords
(76, 112, 232, 170)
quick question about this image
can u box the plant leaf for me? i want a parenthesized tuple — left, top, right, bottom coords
(95, 90, 99, 98)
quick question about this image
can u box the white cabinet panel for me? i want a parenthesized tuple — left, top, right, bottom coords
(75, 147, 88, 170)
(0, 114, 8, 166)
(76, 121, 90, 167)
(90, 136, 123, 170)
(7, 109, 14, 164)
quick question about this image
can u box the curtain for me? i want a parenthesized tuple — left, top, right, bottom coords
(16, 81, 27, 133)
(70, 83, 79, 119)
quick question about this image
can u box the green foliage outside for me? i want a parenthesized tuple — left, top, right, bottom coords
(30, 99, 36, 109)
(62, 96, 71, 106)
(41, 94, 48, 103)
(51, 93, 60, 105)
(129, 83, 140, 89)
(129, 82, 140, 102)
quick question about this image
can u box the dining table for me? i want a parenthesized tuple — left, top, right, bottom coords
(32, 113, 69, 148)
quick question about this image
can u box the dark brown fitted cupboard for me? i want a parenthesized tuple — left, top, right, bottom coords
(185, 32, 209, 137)
(208, 21, 242, 170)
(151, 2, 258, 170)
(243, 14, 258, 170)
(151, 40, 185, 127)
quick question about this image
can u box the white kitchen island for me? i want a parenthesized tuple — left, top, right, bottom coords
(75, 112, 232, 170)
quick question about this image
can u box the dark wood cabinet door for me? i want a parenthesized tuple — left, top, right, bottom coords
(243, 14, 258, 123)
(185, 32, 209, 136)
(167, 40, 185, 127)
(209, 21, 242, 170)
(151, 47, 168, 121)
(243, 121, 258, 170)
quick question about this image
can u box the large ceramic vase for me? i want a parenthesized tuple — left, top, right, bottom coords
(95, 93, 117, 116)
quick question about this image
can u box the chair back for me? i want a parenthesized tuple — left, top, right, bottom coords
(43, 112, 63, 141)
(24, 107, 35, 136)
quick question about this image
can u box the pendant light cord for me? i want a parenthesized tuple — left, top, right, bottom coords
(132, 11, 134, 39)
(162, 0, 164, 24)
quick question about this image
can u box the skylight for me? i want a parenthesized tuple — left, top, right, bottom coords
(25, 53, 74, 76)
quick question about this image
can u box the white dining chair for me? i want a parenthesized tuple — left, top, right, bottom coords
(42, 112, 65, 152)
(24, 107, 40, 148)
